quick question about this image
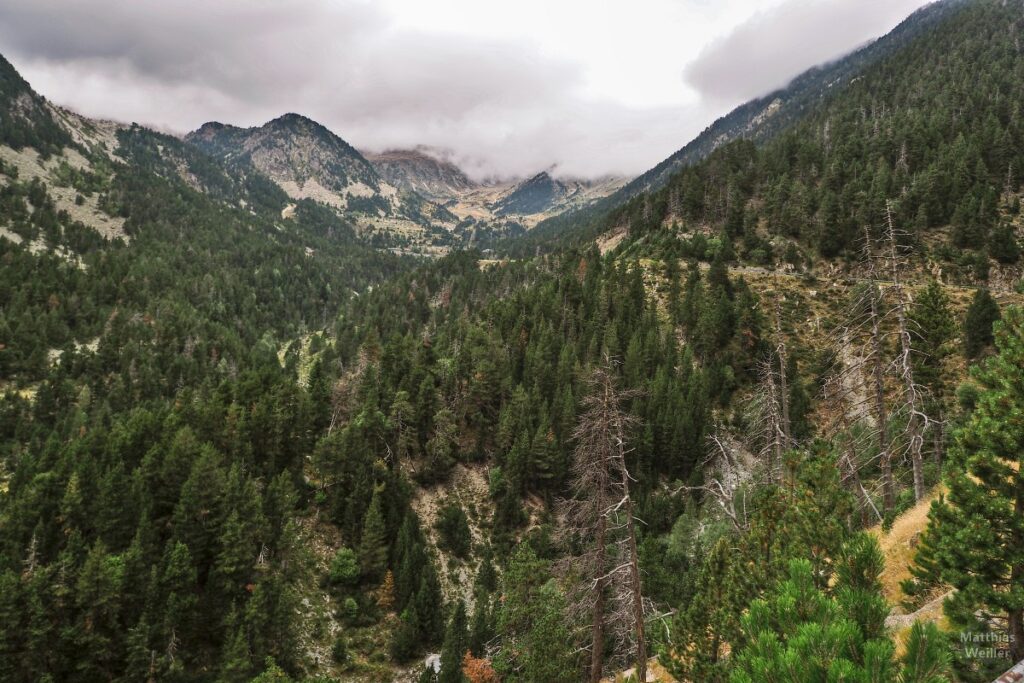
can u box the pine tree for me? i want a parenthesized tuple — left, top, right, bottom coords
(439, 600, 469, 683)
(910, 280, 957, 465)
(468, 595, 492, 658)
(462, 651, 499, 683)
(910, 280, 955, 395)
(72, 541, 122, 677)
(392, 605, 422, 662)
(912, 306, 1024, 665)
(219, 612, 254, 683)
(359, 486, 388, 582)
(989, 222, 1021, 264)
(730, 534, 949, 683)
(212, 511, 253, 605)
(388, 390, 418, 463)
(0, 570, 21, 680)
(378, 570, 397, 612)
(414, 563, 444, 644)
(424, 407, 459, 483)
(159, 541, 198, 654)
(493, 545, 577, 683)
(661, 537, 750, 683)
(963, 289, 1001, 359)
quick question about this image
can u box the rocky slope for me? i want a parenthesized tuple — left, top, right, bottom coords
(363, 147, 476, 202)
(364, 150, 627, 238)
(187, 115, 456, 248)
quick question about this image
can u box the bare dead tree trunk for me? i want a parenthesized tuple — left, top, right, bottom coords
(560, 360, 646, 682)
(862, 225, 896, 514)
(756, 355, 787, 485)
(885, 204, 927, 502)
(822, 375, 882, 527)
(611, 398, 646, 683)
(775, 299, 791, 447)
(870, 289, 896, 513)
(669, 186, 681, 218)
(590, 511, 607, 683)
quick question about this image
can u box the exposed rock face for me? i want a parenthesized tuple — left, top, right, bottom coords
(187, 115, 461, 244)
(188, 114, 386, 209)
(364, 147, 476, 202)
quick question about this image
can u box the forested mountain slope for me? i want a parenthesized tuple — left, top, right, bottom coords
(1, 2, 1024, 682)
(0, 53, 419, 681)
(601, 0, 1024, 274)
(522, 0, 973, 252)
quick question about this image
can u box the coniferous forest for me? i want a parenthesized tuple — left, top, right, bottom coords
(2, 1, 1024, 682)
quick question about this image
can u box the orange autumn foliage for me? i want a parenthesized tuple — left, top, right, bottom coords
(462, 651, 499, 683)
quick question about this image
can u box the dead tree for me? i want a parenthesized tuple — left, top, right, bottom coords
(668, 186, 682, 219)
(681, 431, 755, 532)
(859, 224, 897, 513)
(559, 361, 647, 682)
(774, 299, 792, 448)
(752, 350, 790, 485)
(820, 374, 883, 526)
(884, 203, 928, 502)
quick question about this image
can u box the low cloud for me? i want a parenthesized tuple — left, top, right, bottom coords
(0, 0, 933, 178)
(684, 0, 931, 104)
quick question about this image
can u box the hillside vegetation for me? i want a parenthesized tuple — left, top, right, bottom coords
(1, 2, 1024, 682)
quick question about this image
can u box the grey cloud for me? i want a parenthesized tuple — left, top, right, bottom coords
(0, 0, 935, 178)
(0, 0, 617, 177)
(684, 0, 932, 104)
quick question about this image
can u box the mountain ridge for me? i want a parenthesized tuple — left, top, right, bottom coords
(523, 0, 971, 249)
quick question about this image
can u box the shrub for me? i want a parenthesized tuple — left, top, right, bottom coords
(329, 547, 360, 587)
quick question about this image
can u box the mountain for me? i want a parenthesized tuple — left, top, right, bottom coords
(188, 114, 382, 208)
(492, 171, 569, 216)
(0, 53, 72, 156)
(363, 147, 476, 202)
(524, 0, 971, 249)
(187, 114, 456, 248)
(360, 149, 627, 243)
(588, 0, 1024, 264)
(618, 0, 968, 199)
(5, 2, 1024, 682)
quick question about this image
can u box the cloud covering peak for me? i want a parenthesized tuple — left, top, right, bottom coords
(0, 0, 931, 179)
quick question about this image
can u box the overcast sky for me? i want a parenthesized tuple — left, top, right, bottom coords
(0, 0, 932, 179)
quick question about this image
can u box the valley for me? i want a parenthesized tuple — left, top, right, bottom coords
(2, 1, 1024, 682)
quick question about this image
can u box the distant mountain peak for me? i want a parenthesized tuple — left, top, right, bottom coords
(492, 169, 571, 217)
(364, 146, 476, 202)
(186, 113, 383, 207)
